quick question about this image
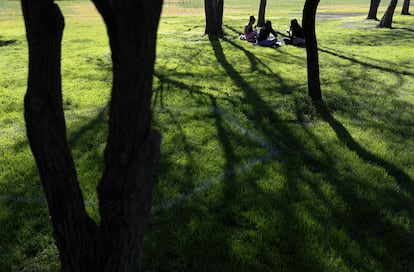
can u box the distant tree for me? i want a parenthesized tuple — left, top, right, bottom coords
(21, 0, 162, 270)
(402, 0, 411, 14)
(257, 0, 267, 27)
(377, 0, 398, 28)
(367, 0, 382, 19)
(303, 0, 322, 101)
(204, 0, 224, 37)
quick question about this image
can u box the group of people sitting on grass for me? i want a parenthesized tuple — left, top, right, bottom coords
(240, 15, 305, 47)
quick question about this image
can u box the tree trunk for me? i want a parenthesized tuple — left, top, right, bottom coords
(21, 0, 162, 270)
(257, 0, 267, 27)
(204, 0, 224, 37)
(367, 0, 381, 19)
(21, 0, 98, 270)
(402, 0, 411, 14)
(377, 0, 398, 28)
(91, 0, 162, 270)
(303, 0, 322, 101)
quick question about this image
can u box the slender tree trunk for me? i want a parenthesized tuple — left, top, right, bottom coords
(21, 0, 162, 270)
(303, 0, 322, 101)
(367, 0, 381, 19)
(402, 0, 411, 14)
(204, 0, 224, 37)
(257, 0, 267, 27)
(377, 0, 398, 28)
(21, 0, 98, 270)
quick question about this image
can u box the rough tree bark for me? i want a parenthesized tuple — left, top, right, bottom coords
(204, 0, 224, 37)
(21, 1, 98, 270)
(367, 0, 381, 19)
(377, 0, 398, 28)
(91, 0, 162, 270)
(303, 0, 322, 101)
(257, 0, 267, 27)
(21, 0, 162, 270)
(402, 0, 411, 14)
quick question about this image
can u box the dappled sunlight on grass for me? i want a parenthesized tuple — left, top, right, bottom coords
(1, 0, 414, 271)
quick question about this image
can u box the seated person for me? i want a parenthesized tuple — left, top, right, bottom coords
(285, 19, 305, 46)
(256, 20, 280, 47)
(241, 15, 257, 42)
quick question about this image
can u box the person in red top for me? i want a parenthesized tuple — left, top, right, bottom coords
(243, 15, 257, 42)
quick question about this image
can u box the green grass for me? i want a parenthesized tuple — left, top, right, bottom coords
(1, 0, 414, 271)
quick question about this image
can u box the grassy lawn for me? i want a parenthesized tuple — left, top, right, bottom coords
(1, 0, 414, 271)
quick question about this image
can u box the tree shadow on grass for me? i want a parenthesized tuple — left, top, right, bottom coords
(0, 37, 16, 47)
(206, 36, 330, 271)
(296, 102, 414, 270)
(319, 47, 414, 77)
(209, 37, 414, 271)
(316, 102, 414, 196)
(0, 105, 109, 271)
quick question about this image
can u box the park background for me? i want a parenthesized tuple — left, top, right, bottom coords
(1, 0, 414, 271)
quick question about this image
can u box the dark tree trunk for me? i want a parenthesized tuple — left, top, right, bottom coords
(204, 0, 224, 37)
(21, 0, 98, 270)
(377, 0, 398, 28)
(89, 0, 163, 270)
(257, 0, 267, 27)
(303, 0, 322, 101)
(21, 0, 162, 271)
(402, 0, 411, 14)
(367, 0, 381, 19)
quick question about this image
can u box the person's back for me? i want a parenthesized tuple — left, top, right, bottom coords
(290, 19, 304, 39)
(284, 19, 305, 46)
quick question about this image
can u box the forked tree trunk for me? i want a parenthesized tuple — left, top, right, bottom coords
(377, 0, 398, 28)
(402, 0, 411, 14)
(257, 0, 267, 27)
(303, 0, 322, 101)
(367, 0, 381, 19)
(21, 0, 162, 270)
(204, 0, 224, 37)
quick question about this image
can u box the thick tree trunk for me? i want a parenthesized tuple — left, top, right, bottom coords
(204, 0, 224, 37)
(91, 0, 162, 271)
(402, 0, 411, 14)
(367, 0, 381, 19)
(21, 0, 162, 271)
(21, 0, 98, 270)
(377, 0, 398, 28)
(257, 0, 267, 27)
(303, 0, 322, 101)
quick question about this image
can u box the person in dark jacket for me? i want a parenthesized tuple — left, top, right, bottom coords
(256, 20, 280, 47)
(285, 19, 305, 46)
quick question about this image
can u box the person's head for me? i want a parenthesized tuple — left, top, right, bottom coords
(265, 20, 272, 28)
(249, 15, 256, 24)
(291, 19, 299, 27)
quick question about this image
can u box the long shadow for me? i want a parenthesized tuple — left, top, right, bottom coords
(298, 103, 414, 270)
(152, 73, 208, 196)
(210, 36, 414, 271)
(0, 37, 16, 47)
(319, 47, 414, 76)
(0, 102, 110, 270)
(209, 36, 330, 270)
(394, 27, 414, 32)
(316, 102, 414, 192)
(146, 69, 242, 270)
